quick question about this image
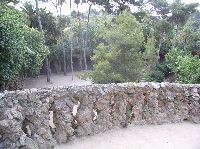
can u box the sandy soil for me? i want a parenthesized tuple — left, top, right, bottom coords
(55, 122, 200, 149)
(23, 72, 92, 89)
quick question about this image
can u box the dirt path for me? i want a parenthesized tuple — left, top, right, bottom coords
(23, 73, 92, 89)
(55, 122, 200, 149)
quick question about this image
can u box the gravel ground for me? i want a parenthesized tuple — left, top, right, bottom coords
(55, 122, 200, 149)
(23, 72, 92, 89)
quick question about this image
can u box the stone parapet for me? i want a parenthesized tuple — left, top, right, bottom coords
(0, 82, 200, 148)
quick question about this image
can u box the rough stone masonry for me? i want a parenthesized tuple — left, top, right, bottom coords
(0, 82, 200, 149)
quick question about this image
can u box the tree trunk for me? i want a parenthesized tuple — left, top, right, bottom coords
(45, 57, 50, 82)
(53, 1, 66, 76)
(62, 31, 67, 75)
(58, 60, 61, 72)
(157, 39, 162, 61)
(79, 55, 83, 70)
(35, 0, 50, 82)
(83, 30, 87, 70)
(80, 27, 83, 70)
(54, 60, 59, 73)
(77, 2, 82, 71)
(70, 0, 72, 12)
(70, 36, 74, 80)
(59, 7, 67, 76)
(84, 3, 92, 70)
(69, 0, 73, 80)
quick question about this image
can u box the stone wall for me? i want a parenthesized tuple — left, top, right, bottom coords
(0, 82, 200, 149)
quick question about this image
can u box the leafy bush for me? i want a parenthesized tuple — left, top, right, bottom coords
(147, 62, 171, 82)
(0, 3, 47, 89)
(75, 71, 93, 81)
(24, 27, 48, 76)
(166, 48, 200, 83)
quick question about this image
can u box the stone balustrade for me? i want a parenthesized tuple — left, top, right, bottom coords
(0, 82, 200, 149)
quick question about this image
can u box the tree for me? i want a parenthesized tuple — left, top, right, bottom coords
(92, 11, 156, 83)
(21, 2, 37, 28)
(51, 0, 67, 75)
(70, 34, 74, 80)
(21, 3, 59, 46)
(86, 0, 144, 13)
(169, 0, 199, 33)
(149, 0, 170, 18)
(83, 1, 92, 70)
(0, 3, 47, 90)
(35, 0, 51, 82)
(70, 0, 74, 79)
(174, 18, 200, 52)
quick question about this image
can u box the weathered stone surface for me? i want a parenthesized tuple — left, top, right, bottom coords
(0, 82, 200, 148)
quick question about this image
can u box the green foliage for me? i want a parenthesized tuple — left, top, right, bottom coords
(21, 3, 60, 46)
(166, 48, 200, 84)
(166, 17, 200, 84)
(75, 71, 92, 80)
(92, 44, 125, 83)
(87, 0, 144, 13)
(149, 0, 170, 17)
(0, 3, 47, 87)
(1, 0, 19, 4)
(147, 69, 165, 82)
(0, 4, 27, 83)
(63, 16, 98, 61)
(41, 10, 60, 46)
(91, 11, 157, 83)
(147, 62, 170, 82)
(169, 0, 199, 27)
(174, 19, 200, 52)
(24, 27, 48, 75)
